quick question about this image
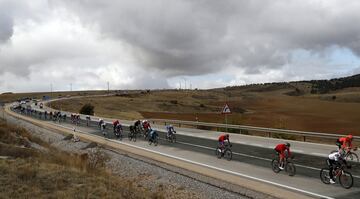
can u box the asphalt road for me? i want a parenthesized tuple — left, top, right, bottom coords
(11, 106, 360, 199)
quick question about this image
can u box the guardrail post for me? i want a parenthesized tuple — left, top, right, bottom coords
(268, 132, 271, 137)
(179, 123, 181, 127)
(303, 136, 306, 142)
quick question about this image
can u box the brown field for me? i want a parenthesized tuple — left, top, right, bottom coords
(49, 87, 360, 135)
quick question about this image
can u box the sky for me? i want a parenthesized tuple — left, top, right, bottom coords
(1, 0, 360, 92)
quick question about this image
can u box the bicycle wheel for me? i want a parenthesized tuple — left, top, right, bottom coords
(224, 149, 232, 161)
(172, 134, 176, 143)
(128, 133, 133, 141)
(286, 162, 296, 176)
(271, 159, 281, 173)
(215, 147, 222, 159)
(345, 152, 359, 164)
(339, 171, 353, 189)
(154, 138, 158, 146)
(133, 133, 137, 142)
(320, 168, 331, 184)
(119, 132, 123, 141)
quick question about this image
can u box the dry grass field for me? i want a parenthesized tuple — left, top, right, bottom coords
(0, 119, 182, 198)
(48, 86, 360, 135)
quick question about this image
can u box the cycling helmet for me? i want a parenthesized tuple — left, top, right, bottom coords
(347, 134, 353, 140)
(285, 142, 291, 147)
(169, 124, 173, 128)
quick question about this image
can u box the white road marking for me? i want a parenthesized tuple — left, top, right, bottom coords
(311, 153, 328, 157)
(292, 149, 304, 153)
(251, 143, 264, 147)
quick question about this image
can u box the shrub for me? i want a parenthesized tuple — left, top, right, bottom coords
(87, 147, 109, 169)
(79, 103, 94, 115)
(170, 100, 178, 104)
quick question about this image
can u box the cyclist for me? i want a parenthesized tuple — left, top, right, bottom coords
(336, 134, 354, 152)
(99, 118, 104, 127)
(114, 122, 123, 137)
(86, 115, 91, 126)
(166, 124, 176, 139)
(327, 150, 348, 184)
(113, 120, 120, 133)
(99, 118, 106, 135)
(218, 134, 231, 152)
(274, 143, 291, 170)
(134, 120, 142, 133)
(149, 129, 158, 143)
(142, 120, 151, 134)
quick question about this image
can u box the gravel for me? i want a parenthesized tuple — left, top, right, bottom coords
(1, 109, 276, 199)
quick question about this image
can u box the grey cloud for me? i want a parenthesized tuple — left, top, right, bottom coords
(2, 0, 360, 93)
(56, 0, 360, 76)
(0, 12, 13, 43)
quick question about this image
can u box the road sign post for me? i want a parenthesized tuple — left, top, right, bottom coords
(221, 103, 231, 132)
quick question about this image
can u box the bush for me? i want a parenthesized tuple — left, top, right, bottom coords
(87, 147, 109, 169)
(170, 100, 178, 104)
(79, 103, 94, 115)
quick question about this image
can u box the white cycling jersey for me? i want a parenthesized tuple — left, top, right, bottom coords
(328, 151, 344, 161)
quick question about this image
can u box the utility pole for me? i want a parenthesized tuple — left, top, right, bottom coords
(107, 81, 110, 93)
(182, 77, 187, 90)
(50, 83, 53, 108)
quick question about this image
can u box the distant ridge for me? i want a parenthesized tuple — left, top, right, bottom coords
(224, 74, 360, 94)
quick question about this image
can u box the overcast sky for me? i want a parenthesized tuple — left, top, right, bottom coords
(1, 0, 360, 92)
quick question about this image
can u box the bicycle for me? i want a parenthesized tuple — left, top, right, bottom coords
(100, 124, 106, 138)
(114, 127, 123, 140)
(215, 143, 232, 161)
(128, 126, 137, 142)
(320, 163, 353, 189)
(165, 131, 176, 143)
(271, 153, 296, 176)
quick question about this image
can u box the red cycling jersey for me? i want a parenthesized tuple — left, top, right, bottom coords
(218, 135, 227, 142)
(338, 137, 353, 149)
(143, 122, 151, 130)
(113, 120, 119, 126)
(275, 144, 291, 159)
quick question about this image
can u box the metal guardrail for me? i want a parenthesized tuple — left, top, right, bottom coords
(147, 118, 360, 142)
(12, 99, 359, 143)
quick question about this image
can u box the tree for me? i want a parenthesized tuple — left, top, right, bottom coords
(79, 103, 95, 115)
